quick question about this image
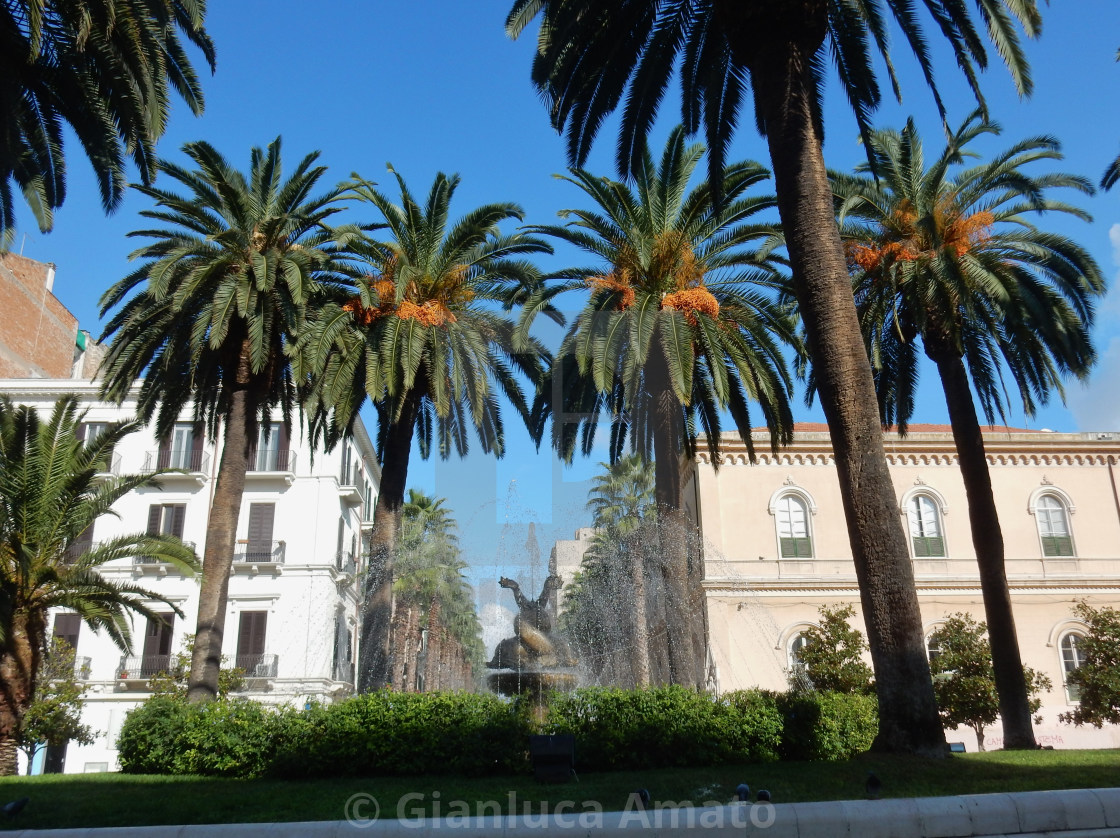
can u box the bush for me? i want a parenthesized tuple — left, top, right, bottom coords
(775, 691, 877, 761)
(544, 685, 782, 771)
(118, 686, 875, 778)
(118, 696, 275, 777)
(268, 691, 533, 778)
(119, 691, 532, 778)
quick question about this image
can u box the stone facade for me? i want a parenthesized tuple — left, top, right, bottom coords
(695, 423, 1120, 750)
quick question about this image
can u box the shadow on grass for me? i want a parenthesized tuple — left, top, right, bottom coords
(0, 749, 1116, 831)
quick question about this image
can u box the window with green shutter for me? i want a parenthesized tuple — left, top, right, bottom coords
(775, 494, 813, 559)
(1036, 495, 1074, 558)
(907, 495, 946, 558)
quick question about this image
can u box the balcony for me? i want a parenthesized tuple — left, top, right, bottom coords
(333, 660, 355, 684)
(232, 541, 284, 576)
(142, 449, 210, 484)
(336, 550, 357, 574)
(74, 657, 92, 680)
(117, 654, 176, 682)
(245, 448, 297, 485)
(235, 653, 278, 681)
(133, 542, 196, 576)
(92, 452, 122, 478)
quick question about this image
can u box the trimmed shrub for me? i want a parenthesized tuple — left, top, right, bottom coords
(269, 691, 533, 778)
(117, 696, 275, 777)
(544, 686, 782, 771)
(775, 690, 877, 761)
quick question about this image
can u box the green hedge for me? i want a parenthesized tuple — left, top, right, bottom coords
(775, 690, 878, 761)
(544, 686, 782, 770)
(117, 687, 876, 778)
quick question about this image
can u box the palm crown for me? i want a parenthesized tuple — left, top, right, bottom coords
(833, 111, 1105, 431)
(529, 126, 796, 468)
(304, 167, 553, 461)
(1, 0, 215, 238)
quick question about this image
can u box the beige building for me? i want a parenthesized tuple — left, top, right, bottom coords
(693, 423, 1120, 751)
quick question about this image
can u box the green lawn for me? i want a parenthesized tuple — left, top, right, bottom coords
(0, 750, 1117, 831)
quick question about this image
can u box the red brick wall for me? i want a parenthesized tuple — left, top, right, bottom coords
(0, 253, 78, 378)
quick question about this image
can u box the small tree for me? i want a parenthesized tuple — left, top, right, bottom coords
(929, 614, 1051, 751)
(795, 604, 875, 694)
(1059, 602, 1120, 728)
(17, 639, 96, 774)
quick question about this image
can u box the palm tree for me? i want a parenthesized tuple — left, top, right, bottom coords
(586, 454, 655, 685)
(527, 126, 796, 686)
(1, 0, 215, 240)
(98, 137, 353, 703)
(300, 167, 552, 692)
(507, 0, 1044, 754)
(0, 397, 198, 774)
(832, 112, 1104, 749)
(1102, 49, 1120, 191)
(393, 491, 483, 691)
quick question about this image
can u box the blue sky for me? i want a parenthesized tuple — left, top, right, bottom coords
(9, 1, 1120, 606)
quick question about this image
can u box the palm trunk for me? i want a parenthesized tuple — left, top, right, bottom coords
(0, 612, 43, 776)
(715, 0, 944, 753)
(425, 597, 442, 691)
(627, 535, 651, 687)
(931, 350, 1037, 749)
(358, 392, 421, 693)
(188, 338, 256, 703)
(647, 336, 706, 687)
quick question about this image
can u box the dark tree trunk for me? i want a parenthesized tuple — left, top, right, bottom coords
(626, 535, 651, 687)
(714, 0, 945, 754)
(930, 349, 1037, 749)
(646, 337, 706, 688)
(424, 597, 442, 691)
(0, 611, 44, 776)
(188, 337, 257, 703)
(358, 391, 422, 693)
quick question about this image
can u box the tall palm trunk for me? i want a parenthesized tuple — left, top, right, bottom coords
(718, 1, 945, 753)
(646, 337, 705, 687)
(359, 392, 422, 693)
(626, 534, 651, 687)
(188, 338, 257, 703)
(424, 596, 442, 690)
(930, 347, 1037, 749)
(0, 611, 43, 775)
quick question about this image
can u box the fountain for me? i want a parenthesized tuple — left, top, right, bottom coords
(486, 574, 579, 716)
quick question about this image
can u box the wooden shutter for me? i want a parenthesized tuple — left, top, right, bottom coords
(147, 505, 162, 536)
(1043, 535, 1074, 557)
(157, 434, 171, 469)
(170, 505, 186, 538)
(247, 503, 275, 544)
(191, 427, 204, 471)
(76, 423, 87, 443)
(143, 613, 174, 657)
(237, 611, 267, 657)
(53, 614, 81, 650)
(781, 537, 812, 558)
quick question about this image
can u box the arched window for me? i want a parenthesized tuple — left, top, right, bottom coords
(926, 633, 941, 664)
(775, 494, 813, 558)
(907, 494, 946, 558)
(1036, 494, 1074, 557)
(789, 633, 809, 668)
(1059, 632, 1085, 702)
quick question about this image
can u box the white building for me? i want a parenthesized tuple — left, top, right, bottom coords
(0, 378, 379, 774)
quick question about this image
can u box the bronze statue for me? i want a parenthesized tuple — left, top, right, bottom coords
(488, 574, 576, 670)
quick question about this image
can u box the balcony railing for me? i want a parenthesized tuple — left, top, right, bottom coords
(333, 660, 355, 684)
(235, 653, 278, 678)
(248, 448, 296, 473)
(117, 654, 176, 680)
(234, 540, 285, 564)
(93, 452, 122, 476)
(74, 657, 92, 680)
(336, 550, 356, 573)
(134, 542, 196, 565)
(142, 449, 210, 473)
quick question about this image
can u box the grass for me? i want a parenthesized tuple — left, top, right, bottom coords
(0, 749, 1117, 830)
